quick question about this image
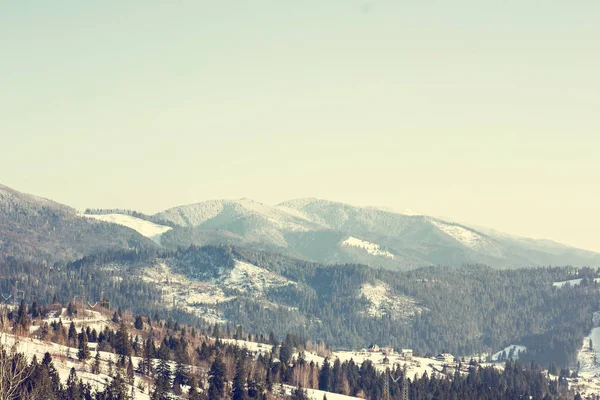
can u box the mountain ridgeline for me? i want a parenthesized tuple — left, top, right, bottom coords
(1, 183, 599, 369)
(0, 184, 156, 263)
(2, 183, 599, 269)
(154, 197, 600, 270)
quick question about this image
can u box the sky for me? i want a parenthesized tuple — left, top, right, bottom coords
(1, 1, 599, 251)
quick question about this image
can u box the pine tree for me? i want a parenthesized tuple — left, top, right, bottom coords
(279, 335, 293, 365)
(208, 354, 227, 400)
(77, 327, 90, 361)
(291, 385, 309, 400)
(232, 357, 247, 400)
(135, 315, 144, 330)
(68, 321, 77, 346)
(64, 368, 81, 400)
(102, 370, 131, 400)
(42, 352, 61, 394)
(92, 350, 101, 374)
(14, 299, 29, 332)
(127, 356, 135, 386)
(115, 321, 133, 364)
(319, 358, 330, 391)
(152, 346, 172, 400)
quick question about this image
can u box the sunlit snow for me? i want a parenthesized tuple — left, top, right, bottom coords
(342, 237, 394, 259)
(83, 213, 171, 243)
(430, 220, 489, 248)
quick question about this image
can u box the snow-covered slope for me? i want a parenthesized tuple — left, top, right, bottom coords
(429, 220, 490, 248)
(71, 194, 600, 270)
(553, 278, 584, 288)
(83, 213, 172, 243)
(342, 237, 395, 259)
(222, 260, 296, 296)
(491, 344, 527, 361)
(156, 198, 316, 231)
(360, 281, 424, 319)
(137, 257, 296, 322)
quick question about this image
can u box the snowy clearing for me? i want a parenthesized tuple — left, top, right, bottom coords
(342, 237, 394, 259)
(222, 260, 296, 296)
(359, 282, 424, 320)
(430, 220, 489, 248)
(553, 278, 583, 288)
(83, 213, 171, 243)
(491, 345, 527, 361)
(2, 330, 151, 399)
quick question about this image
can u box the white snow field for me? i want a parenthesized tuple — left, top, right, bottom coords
(284, 385, 362, 400)
(83, 213, 172, 243)
(553, 278, 583, 288)
(491, 345, 527, 361)
(342, 237, 395, 259)
(139, 259, 296, 323)
(430, 220, 489, 248)
(359, 282, 424, 320)
(6, 309, 153, 400)
(222, 261, 296, 296)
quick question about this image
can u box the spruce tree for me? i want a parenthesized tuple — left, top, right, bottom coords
(134, 315, 144, 330)
(208, 354, 227, 400)
(92, 350, 101, 374)
(126, 356, 135, 386)
(232, 357, 247, 400)
(319, 358, 330, 391)
(68, 321, 77, 346)
(65, 368, 81, 400)
(152, 346, 172, 400)
(77, 327, 90, 361)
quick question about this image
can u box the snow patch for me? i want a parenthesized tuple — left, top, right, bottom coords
(2, 332, 150, 399)
(342, 237, 394, 259)
(430, 220, 489, 248)
(83, 213, 171, 243)
(222, 260, 296, 297)
(491, 344, 527, 361)
(360, 282, 424, 320)
(553, 278, 583, 288)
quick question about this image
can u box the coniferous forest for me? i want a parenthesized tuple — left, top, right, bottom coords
(0, 245, 597, 371)
(0, 303, 584, 400)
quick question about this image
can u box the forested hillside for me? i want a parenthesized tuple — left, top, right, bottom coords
(1, 245, 597, 368)
(0, 184, 156, 263)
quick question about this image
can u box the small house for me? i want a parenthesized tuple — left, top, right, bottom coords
(368, 344, 380, 352)
(436, 353, 454, 364)
(401, 349, 413, 360)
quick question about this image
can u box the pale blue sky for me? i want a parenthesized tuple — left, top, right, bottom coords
(1, 1, 599, 251)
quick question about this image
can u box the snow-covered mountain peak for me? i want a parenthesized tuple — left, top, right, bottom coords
(155, 198, 319, 232)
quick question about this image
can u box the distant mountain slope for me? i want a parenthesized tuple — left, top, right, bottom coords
(154, 197, 600, 269)
(0, 184, 156, 263)
(82, 213, 172, 244)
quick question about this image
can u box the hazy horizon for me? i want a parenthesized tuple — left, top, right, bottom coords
(2, 1, 599, 252)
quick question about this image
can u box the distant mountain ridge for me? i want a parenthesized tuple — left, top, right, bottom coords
(1, 182, 598, 269)
(0, 184, 156, 263)
(152, 197, 600, 269)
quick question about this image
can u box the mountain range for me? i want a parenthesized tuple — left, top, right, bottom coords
(2, 183, 598, 269)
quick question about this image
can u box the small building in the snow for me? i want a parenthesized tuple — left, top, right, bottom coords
(381, 346, 394, 356)
(436, 353, 454, 364)
(400, 349, 413, 360)
(368, 344, 380, 352)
